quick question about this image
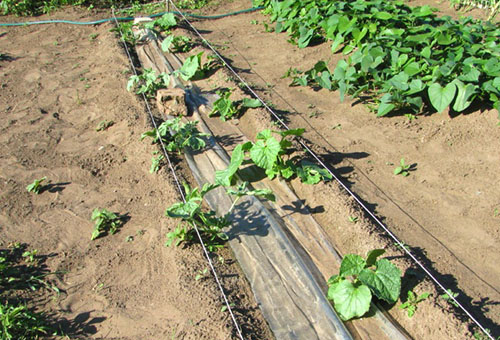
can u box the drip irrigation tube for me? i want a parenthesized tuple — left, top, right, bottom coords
(0, 6, 263, 27)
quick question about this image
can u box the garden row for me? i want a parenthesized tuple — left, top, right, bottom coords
(253, 0, 500, 119)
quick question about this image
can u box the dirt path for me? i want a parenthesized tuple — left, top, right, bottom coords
(0, 8, 271, 340)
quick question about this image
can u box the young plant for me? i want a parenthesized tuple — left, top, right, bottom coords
(210, 89, 238, 121)
(399, 290, 430, 317)
(26, 177, 47, 194)
(127, 68, 170, 98)
(226, 181, 275, 213)
(96, 120, 114, 132)
(394, 158, 411, 176)
(141, 117, 209, 154)
(440, 289, 459, 307)
(0, 302, 50, 339)
(165, 182, 228, 251)
(21, 249, 38, 263)
(327, 249, 401, 320)
(150, 154, 164, 173)
(90, 208, 122, 240)
(161, 35, 194, 53)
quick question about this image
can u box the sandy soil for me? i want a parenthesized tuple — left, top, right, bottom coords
(0, 7, 271, 340)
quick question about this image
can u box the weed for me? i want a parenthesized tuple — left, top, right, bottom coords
(331, 124, 342, 130)
(195, 268, 208, 281)
(89, 33, 98, 41)
(327, 249, 401, 320)
(220, 302, 236, 312)
(399, 290, 430, 317)
(21, 249, 38, 263)
(0, 302, 50, 339)
(96, 120, 114, 132)
(125, 235, 134, 242)
(26, 177, 47, 194)
(90, 208, 122, 240)
(348, 216, 358, 223)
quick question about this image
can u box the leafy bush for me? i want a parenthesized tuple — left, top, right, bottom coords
(0, 0, 152, 16)
(258, 0, 500, 118)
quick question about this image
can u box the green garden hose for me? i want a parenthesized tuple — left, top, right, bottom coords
(0, 7, 263, 27)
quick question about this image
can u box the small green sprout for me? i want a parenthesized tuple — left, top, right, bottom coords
(26, 177, 47, 194)
(394, 158, 411, 176)
(91, 208, 122, 240)
(399, 290, 430, 317)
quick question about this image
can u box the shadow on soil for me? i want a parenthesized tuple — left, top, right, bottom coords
(0, 244, 105, 338)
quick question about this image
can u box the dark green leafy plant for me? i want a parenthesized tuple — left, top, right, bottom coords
(210, 90, 263, 121)
(399, 290, 430, 317)
(26, 177, 47, 194)
(161, 35, 194, 53)
(141, 117, 209, 154)
(150, 154, 164, 173)
(261, 0, 500, 119)
(327, 249, 401, 320)
(91, 208, 122, 240)
(165, 181, 275, 250)
(0, 302, 50, 340)
(215, 128, 332, 184)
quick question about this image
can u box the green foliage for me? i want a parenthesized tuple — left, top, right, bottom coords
(0, 302, 50, 340)
(90, 208, 122, 240)
(399, 290, 430, 317)
(176, 0, 210, 10)
(165, 180, 275, 250)
(210, 90, 238, 121)
(393, 158, 411, 176)
(440, 289, 459, 307)
(327, 249, 401, 320)
(141, 117, 209, 154)
(96, 120, 114, 131)
(161, 35, 194, 53)
(26, 177, 47, 195)
(150, 154, 164, 173)
(144, 13, 176, 32)
(165, 183, 228, 251)
(263, 0, 500, 118)
(0, 245, 60, 339)
(127, 68, 170, 98)
(209, 90, 263, 121)
(215, 128, 332, 184)
(0, 0, 154, 16)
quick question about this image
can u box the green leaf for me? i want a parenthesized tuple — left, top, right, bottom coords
(377, 102, 395, 117)
(298, 26, 314, 48)
(215, 144, 245, 187)
(179, 52, 202, 81)
(161, 35, 174, 52)
(316, 71, 332, 90)
(365, 249, 385, 267)
(339, 254, 366, 277)
(156, 13, 177, 30)
(452, 80, 477, 112)
(166, 201, 200, 219)
(374, 12, 392, 20)
(328, 280, 371, 320)
(358, 259, 401, 304)
(249, 134, 281, 172)
(242, 98, 263, 108)
(428, 82, 457, 113)
(296, 160, 332, 184)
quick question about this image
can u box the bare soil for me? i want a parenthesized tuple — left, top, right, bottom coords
(0, 7, 271, 340)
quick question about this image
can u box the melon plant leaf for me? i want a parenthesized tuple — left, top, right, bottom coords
(161, 35, 174, 52)
(365, 249, 385, 267)
(339, 254, 366, 277)
(298, 26, 314, 48)
(452, 80, 477, 112)
(155, 13, 177, 30)
(317, 71, 332, 90)
(358, 259, 401, 304)
(328, 279, 372, 321)
(178, 52, 202, 81)
(242, 98, 263, 108)
(374, 11, 392, 20)
(428, 82, 456, 113)
(296, 160, 332, 184)
(249, 134, 281, 172)
(215, 144, 246, 187)
(166, 201, 200, 219)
